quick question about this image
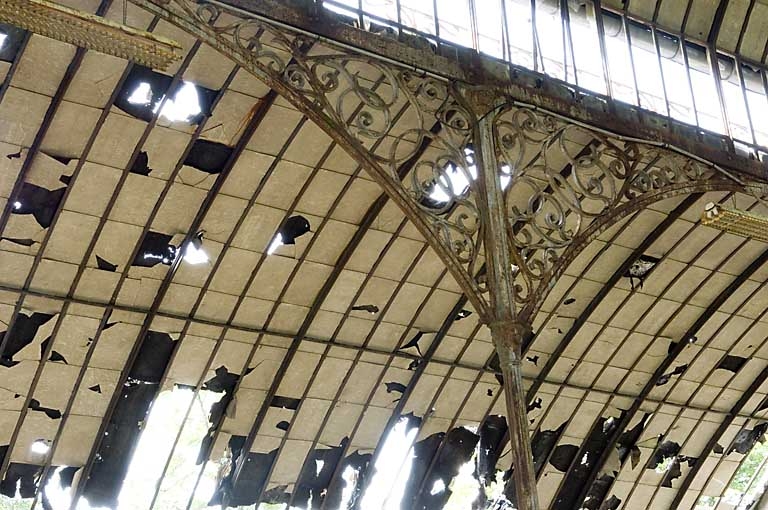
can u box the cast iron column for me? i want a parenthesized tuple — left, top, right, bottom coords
(472, 95, 540, 510)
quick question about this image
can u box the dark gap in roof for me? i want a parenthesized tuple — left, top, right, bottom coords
(184, 139, 233, 174)
(0, 237, 36, 246)
(82, 332, 177, 508)
(477, 416, 508, 501)
(197, 366, 253, 464)
(88, 384, 102, 394)
(114, 66, 172, 122)
(550, 444, 579, 472)
(275, 420, 289, 431)
(486, 388, 493, 396)
(526, 355, 539, 366)
(131, 231, 176, 267)
(717, 354, 748, 373)
(82, 383, 155, 507)
(128, 331, 176, 384)
(58, 174, 71, 185)
(0, 24, 26, 63)
(400, 330, 425, 357)
(114, 66, 216, 124)
(563, 297, 575, 305)
(28, 399, 61, 419)
(408, 358, 423, 371)
(552, 414, 623, 510)
(0, 312, 54, 368)
(415, 426, 479, 510)
(279, 215, 311, 246)
(714, 443, 725, 454)
(617, 413, 651, 470)
(294, 437, 349, 509)
(527, 397, 542, 413)
(0, 464, 40, 499)
(40, 336, 67, 364)
(209, 436, 277, 507)
(262, 485, 290, 506)
(759, 397, 768, 413)
(660, 458, 683, 487)
(130, 151, 152, 176)
(57, 466, 79, 489)
(398, 431, 442, 506)
(668, 341, 677, 354)
(351, 304, 379, 314)
(6, 150, 21, 160)
(531, 422, 567, 477)
(648, 440, 680, 470)
(624, 254, 661, 290)
(322, 450, 371, 509)
(12, 182, 67, 228)
(41, 152, 74, 166)
(384, 381, 406, 402)
(729, 423, 768, 455)
(583, 414, 650, 510)
(655, 364, 688, 386)
(95, 255, 118, 272)
(602, 495, 622, 510)
(454, 309, 472, 321)
(270, 395, 301, 410)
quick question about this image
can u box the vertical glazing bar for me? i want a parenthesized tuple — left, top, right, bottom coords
(501, 0, 512, 63)
(708, 45, 731, 137)
(357, 0, 364, 29)
(593, 0, 613, 97)
(623, 16, 641, 105)
(652, 26, 671, 117)
(396, 0, 402, 36)
(469, 0, 480, 51)
(561, 0, 578, 86)
(433, 0, 440, 49)
(681, 38, 700, 127)
(736, 58, 758, 151)
(531, 0, 540, 72)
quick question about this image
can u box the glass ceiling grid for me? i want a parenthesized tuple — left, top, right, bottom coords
(322, 0, 768, 160)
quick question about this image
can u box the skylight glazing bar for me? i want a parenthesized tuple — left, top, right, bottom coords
(530, 0, 540, 72)
(622, 16, 641, 106)
(732, 58, 758, 150)
(561, 0, 578, 86)
(593, 0, 613, 97)
(680, 36, 700, 127)
(651, 26, 671, 117)
(709, 44, 732, 139)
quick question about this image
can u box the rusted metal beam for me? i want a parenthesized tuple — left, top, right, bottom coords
(216, 0, 768, 185)
(473, 95, 539, 510)
(574, 245, 768, 510)
(669, 368, 768, 506)
(524, 193, 702, 403)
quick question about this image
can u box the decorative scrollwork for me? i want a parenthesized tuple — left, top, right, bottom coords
(138, 0, 487, 312)
(495, 105, 737, 314)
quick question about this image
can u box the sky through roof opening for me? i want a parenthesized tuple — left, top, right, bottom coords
(359, 417, 418, 510)
(127, 81, 202, 123)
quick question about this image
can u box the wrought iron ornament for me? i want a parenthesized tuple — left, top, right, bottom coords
(139, 0, 757, 324)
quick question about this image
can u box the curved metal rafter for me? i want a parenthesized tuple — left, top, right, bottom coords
(32, 3, 768, 509)
(491, 104, 764, 322)
(569, 245, 768, 510)
(133, 0, 489, 318)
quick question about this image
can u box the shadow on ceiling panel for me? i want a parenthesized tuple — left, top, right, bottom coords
(718, 0, 752, 52)
(738, 2, 768, 62)
(683, 0, 719, 40)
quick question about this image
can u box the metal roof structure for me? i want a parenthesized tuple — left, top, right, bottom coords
(2, 1, 768, 510)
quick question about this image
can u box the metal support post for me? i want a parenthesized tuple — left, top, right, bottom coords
(473, 97, 540, 510)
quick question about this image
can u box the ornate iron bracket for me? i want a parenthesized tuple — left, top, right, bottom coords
(135, 0, 490, 317)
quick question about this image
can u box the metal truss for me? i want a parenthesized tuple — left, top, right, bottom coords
(122, 1, 768, 508)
